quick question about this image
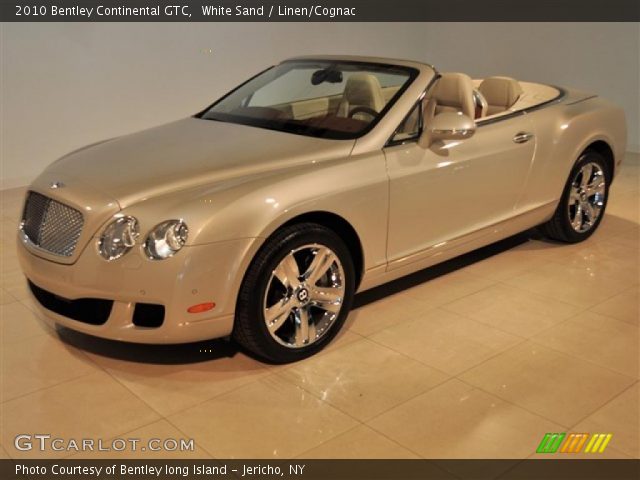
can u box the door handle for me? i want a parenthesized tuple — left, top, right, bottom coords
(513, 132, 534, 144)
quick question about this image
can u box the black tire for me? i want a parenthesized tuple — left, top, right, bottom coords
(539, 150, 611, 243)
(233, 223, 355, 363)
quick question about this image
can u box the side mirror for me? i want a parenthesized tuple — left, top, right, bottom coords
(427, 112, 476, 142)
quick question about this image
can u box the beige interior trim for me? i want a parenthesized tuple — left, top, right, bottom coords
(472, 79, 561, 120)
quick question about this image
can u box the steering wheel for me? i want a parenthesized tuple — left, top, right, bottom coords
(348, 106, 378, 120)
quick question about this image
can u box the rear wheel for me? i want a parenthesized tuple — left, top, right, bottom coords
(539, 151, 610, 243)
(233, 223, 355, 363)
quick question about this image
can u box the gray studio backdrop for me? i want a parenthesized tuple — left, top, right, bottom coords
(1, 22, 638, 189)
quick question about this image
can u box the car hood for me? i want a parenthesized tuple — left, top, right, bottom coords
(43, 117, 355, 208)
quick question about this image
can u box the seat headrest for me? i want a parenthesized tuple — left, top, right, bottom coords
(430, 73, 475, 119)
(478, 76, 523, 113)
(342, 73, 385, 112)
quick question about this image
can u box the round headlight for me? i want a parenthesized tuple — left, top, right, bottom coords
(144, 220, 188, 260)
(98, 216, 139, 261)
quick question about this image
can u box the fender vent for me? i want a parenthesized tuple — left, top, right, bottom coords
(132, 303, 165, 328)
(28, 281, 112, 325)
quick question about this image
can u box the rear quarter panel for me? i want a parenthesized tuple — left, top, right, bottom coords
(516, 94, 627, 212)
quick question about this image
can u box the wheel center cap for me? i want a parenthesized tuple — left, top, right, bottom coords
(296, 287, 310, 304)
(580, 193, 587, 202)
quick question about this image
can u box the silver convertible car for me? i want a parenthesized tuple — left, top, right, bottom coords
(17, 55, 626, 362)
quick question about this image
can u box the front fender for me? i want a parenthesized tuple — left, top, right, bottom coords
(122, 150, 390, 278)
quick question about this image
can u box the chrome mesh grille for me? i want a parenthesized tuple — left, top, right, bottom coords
(21, 192, 84, 257)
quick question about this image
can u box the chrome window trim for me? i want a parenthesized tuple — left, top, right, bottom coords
(384, 77, 438, 148)
(385, 80, 567, 147)
(386, 96, 425, 146)
(475, 86, 567, 128)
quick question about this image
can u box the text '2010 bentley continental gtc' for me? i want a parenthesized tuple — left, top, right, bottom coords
(17, 56, 626, 362)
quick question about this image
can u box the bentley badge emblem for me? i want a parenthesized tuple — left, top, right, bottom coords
(49, 181, 64, 189)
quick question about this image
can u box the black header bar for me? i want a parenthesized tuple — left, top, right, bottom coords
(2, 459, 640, 480)
(2, 0, 640, 22)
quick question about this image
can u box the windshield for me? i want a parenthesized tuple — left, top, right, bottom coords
(198, 60, 418, 139)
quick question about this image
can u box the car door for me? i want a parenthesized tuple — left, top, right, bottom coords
(384, 107, 536, 268)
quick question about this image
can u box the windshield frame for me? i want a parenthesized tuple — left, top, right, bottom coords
(195, 59, 420, 140)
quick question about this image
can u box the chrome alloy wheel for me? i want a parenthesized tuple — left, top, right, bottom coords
(568, 162, 607, 233)
(263, 243, 346, 348)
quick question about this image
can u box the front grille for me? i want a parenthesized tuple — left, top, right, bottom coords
(21, 191, 84, 257)
(28, 281, 113, 325)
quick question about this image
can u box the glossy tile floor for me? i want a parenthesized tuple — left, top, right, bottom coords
(1, 153, 638, 460)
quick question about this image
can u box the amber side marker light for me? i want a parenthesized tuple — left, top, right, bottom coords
(187, 302, 216, 313)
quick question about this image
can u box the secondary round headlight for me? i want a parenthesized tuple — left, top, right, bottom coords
(98, 216, 139, 261)
(144, 220, 188, 260)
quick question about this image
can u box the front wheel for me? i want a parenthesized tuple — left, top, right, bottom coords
(233, 223, 355, 363)
(539, 151, 610, 243)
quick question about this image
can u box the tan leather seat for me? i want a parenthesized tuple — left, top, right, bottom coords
(478, 76, 523, 115)
(337, 73, 385, 117)
(428, 73, 475, 119)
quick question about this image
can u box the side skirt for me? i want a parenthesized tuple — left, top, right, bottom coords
(357, 201, 556, 292)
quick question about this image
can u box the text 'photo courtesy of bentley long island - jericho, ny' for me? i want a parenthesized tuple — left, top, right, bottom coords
(17, 56, 626, 363)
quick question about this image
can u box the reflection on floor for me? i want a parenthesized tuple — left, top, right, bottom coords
(1, 153, 638, 460)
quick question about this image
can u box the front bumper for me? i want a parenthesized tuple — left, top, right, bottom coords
(17, 236, 257, 343)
